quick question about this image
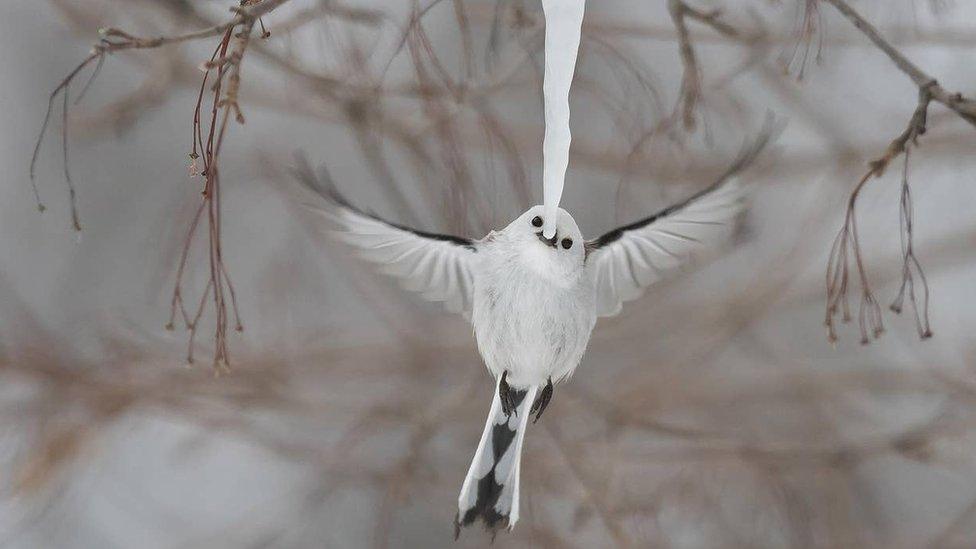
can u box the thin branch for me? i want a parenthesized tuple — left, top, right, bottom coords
(825, 84, 935, 344)
(666, 1, 743, 132)
(781, 0, 824, 79)
(889, 146, 933, 340)
(822, 0, 976, 127)
(170, 12, 260, 370)
(33, 0, 292, 367)
(29, 51, 100, 220)
(667, 0, 702, 131)
(30, 0, 292, 230)
(821, 0, 976, 344)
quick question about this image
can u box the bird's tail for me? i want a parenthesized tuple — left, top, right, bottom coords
(455, 379, 538, 537)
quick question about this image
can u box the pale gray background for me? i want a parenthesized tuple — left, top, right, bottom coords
(1, 1, 976, 547)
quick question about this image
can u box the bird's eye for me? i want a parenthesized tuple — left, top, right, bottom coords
(531, 216, 543, 227)
(561, 238, 573, 249)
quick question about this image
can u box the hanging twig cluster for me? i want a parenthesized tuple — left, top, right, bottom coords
(31, 0, 290, 370)
(820, 0, 976, 344)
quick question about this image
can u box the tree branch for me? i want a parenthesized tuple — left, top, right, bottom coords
(30, 0, 294, 224)
(822, 0, 976, 127)
(821, 0, 967, 344)
(666, 0, 750, 132)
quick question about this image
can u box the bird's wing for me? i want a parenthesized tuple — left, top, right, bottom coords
(585, 133, 770, 317)
(290, 158, 479, 316)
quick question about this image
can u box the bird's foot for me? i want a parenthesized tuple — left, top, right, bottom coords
(530, 378, 553, 423)
(499, 371, 518, 417)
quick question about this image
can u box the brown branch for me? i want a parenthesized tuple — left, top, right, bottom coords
(821, 0, 975, 344)
(782, 0, 824, 79)
(34, 0, 291, 368)
(825, 86, 933, 344)
(29, 51, 99, 226)
(166, 9, 264, 371)
(666, 0, 742, 132)
(822, 0, 976, 127)
(30, 0, 293, 230)
(667, 0, 702, 131)
(889, 146, 933, 340)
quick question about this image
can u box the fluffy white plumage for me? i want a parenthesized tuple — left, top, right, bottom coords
(287, 138, 764, 534)
(323, 204, 476, 315)
(307, 178, 747, 327)
(471, 206, 595, 388)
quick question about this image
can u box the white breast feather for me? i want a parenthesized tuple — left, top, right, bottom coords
(471, 231, 596, 388)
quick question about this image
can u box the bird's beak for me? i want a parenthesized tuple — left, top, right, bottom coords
(536, 231, 558, 248)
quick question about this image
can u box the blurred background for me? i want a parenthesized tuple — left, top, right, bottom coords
(2, 0, 976, 547)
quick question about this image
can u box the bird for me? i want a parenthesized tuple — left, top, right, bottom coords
(287, 133, 768, 538)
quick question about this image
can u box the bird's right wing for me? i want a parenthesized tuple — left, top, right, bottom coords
(289, 158, 479, 316)
(585, 130, 772, 317)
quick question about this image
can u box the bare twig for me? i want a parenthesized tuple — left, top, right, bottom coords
(822, 0, 974, 344)
(166, 9, 264, 370)
(30, 0, 292, 230)
(667, 0, 703, 131)
(825, 85, 933, 344)
(666, 0, 741, 131)
(782, 0, 824, 79)
(889, 146, 933, 340)
(822, 0, 976, 127)
(34, 0, 290, 368)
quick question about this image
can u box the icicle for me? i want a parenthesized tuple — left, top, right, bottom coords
(540, 0, 585, 239)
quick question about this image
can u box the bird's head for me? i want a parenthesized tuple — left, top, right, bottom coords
(503, 205, 585, 283)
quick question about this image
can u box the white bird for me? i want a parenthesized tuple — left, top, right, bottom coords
(288, 133, 768, 537)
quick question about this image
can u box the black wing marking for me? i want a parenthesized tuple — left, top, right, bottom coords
(292, 155, 477, 250)
(290, 154, 479, 314)
(584, 121, 777, 317)
(587, 126, 773, 252)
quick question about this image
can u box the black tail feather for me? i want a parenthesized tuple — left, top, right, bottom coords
(455, 386, 529, 538)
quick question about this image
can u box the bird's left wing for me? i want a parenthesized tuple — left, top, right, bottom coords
(585, 132, 771, 317)
(290, 159, 479, 316)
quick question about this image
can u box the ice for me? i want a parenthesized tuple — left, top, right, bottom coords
(540, 0, 586, 239)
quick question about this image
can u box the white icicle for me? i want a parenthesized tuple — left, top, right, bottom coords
(540, 0, 585, 239)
